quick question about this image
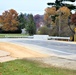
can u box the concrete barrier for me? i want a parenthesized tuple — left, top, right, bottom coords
(33, 35, 49, 40)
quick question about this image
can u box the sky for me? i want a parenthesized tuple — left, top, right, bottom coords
(0, 0, 76, 15)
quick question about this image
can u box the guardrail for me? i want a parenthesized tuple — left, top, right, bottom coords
(48, 36, 70, 41)
(33, 35, 70, 41)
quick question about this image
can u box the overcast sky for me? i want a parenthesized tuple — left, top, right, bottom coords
(0, 0, 76, 15)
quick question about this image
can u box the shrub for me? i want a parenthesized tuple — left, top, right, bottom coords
(37, 26, 50, 35)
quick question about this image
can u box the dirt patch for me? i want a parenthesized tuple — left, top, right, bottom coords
(0, 42, 49, 58)
(25, 57, 76, 70)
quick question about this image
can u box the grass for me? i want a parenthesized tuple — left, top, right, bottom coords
(0, 34, 29, 38)
(0, 59, 76, 75)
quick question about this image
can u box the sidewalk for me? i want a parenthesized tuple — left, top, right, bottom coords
(0, 50, 10, 57)
(0, 50, 16, 62)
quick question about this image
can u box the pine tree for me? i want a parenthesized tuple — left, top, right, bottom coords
(26, 14, 36, 35)
(47, 0, 76, 10)
(18, 13, 27, 29)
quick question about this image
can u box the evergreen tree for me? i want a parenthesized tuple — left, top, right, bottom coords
(47, 0, 76, 10)
(18, 13, 27, 29)
(26, 14, 36, 35)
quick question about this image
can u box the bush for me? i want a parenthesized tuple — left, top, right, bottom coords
(0, 29, 22, 34)
(0, 26, 22, 34)
(37, 26, 50, 35)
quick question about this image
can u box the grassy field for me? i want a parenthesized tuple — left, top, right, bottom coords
(0, 59, 76, 75)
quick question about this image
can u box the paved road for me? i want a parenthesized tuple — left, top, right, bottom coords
(0, 38, 76, 69)
(12, 39, 76, 55)
(0, 38, 76, 56)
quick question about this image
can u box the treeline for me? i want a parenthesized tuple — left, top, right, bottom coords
(0, 6, 76, 37)
(0, 9, 37, 35)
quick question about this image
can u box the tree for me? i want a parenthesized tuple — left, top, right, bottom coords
(47, 0, 76, 10)
(38, 26, 50, 35)
(46, 0, 75, 23)
(44, 0, 76, 36)
(26, 14, 36, 35)
(34, 14, 44, 29)
(0, 9, 19, 32)
(18, 13, 27, 29)
(71, 13, 76, 26)
(57, 6, 70, 18)
(44, 7, 57, 26)
(45, 7, 57, 15)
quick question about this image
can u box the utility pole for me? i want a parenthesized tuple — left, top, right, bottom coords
(59, 10, 62, 36)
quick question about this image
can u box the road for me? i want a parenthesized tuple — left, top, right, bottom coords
(0, 38, 76, 70)
(0, 38, 76, 56)
(12, 39, 76, 54)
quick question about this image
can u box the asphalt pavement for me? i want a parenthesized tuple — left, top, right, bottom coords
(0, 38, 76, 60)
(10, 39, 76, 54)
